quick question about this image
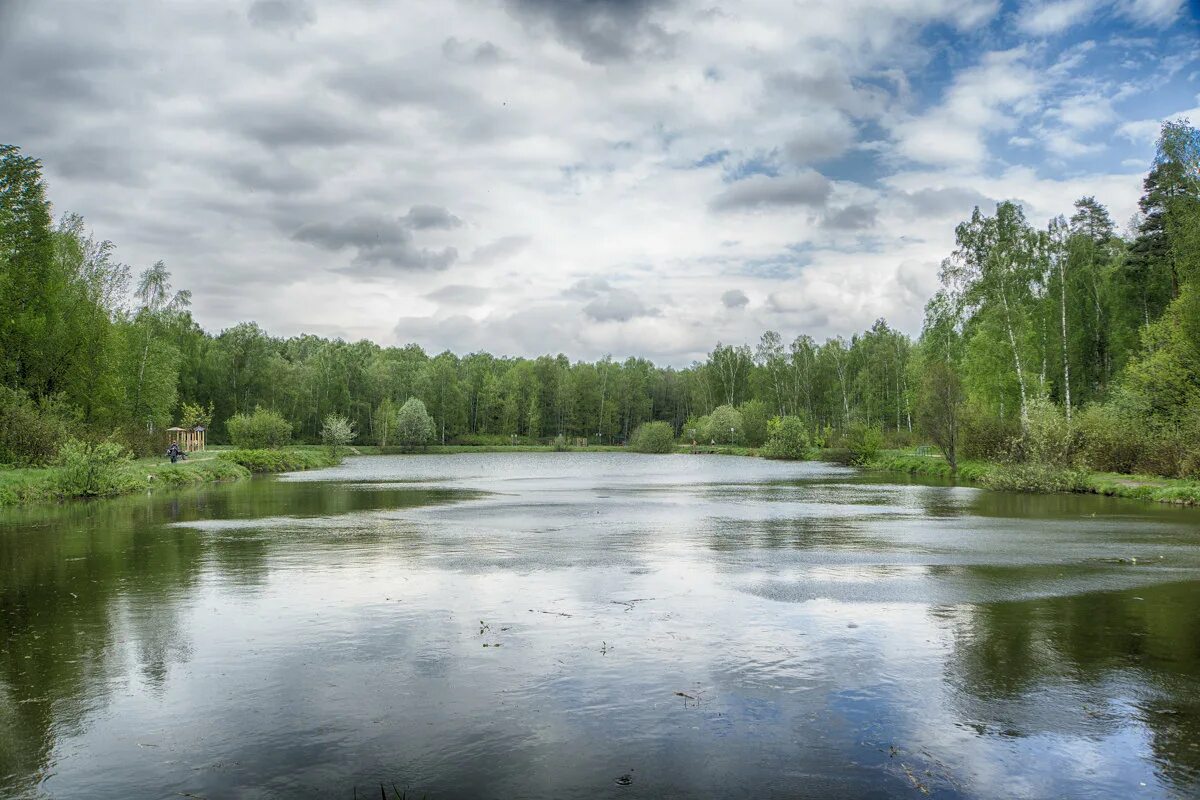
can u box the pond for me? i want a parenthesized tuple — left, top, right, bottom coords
(2, 453, 1199, 799)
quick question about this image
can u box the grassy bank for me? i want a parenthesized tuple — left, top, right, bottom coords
(0, 447, 342, 508)
(865, 450, 1200, 506)
(219, 448, 342, 472)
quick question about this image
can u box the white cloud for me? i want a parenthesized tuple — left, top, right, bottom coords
(1017, 0, 1097, 36)
(0, 0, 1188, 364)
(1115, 0, 1185, 27)
(892, 48, 1043, 166)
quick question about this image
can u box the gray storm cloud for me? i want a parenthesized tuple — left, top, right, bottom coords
(292, 211, 461, 273)
(721, 289, 749, 309)
(709, 172, 833, 212)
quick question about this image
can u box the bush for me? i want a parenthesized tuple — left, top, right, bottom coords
(630, 421, 675, 453)
(55, 438, 131, 497)
(984, 463, 1091, 493)
(705, 405, 743, 444)
(1013, 397, 1079, 467)
(1181, 409, 1200, 479)
(0, 387, 75, 466)
(983, 398, 1088, 493)
(320, 413, 356, 455)
(738, 400, 770, 447)
(552, 434, 571, 452)
(226, 406, 292, 449)
(113, 424, 169, 458)
(960, 409, 1020, 461)
(219, 449, 339, 473)
(846, 424, 884, 465)
(762, 416, 813, 460)
(1077, 401, 1149, 474)
(396, 397, 436, 447)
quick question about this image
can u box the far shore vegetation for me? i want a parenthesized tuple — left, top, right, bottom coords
(2, 121, 1199, 507)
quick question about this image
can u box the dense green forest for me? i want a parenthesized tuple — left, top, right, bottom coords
(1, 121, 1197, 479)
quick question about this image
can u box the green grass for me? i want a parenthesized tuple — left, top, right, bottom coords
(0, 453, 251, 506)
(867, 451, 993, 483)
(0, 447, 341, 507)
(865, 450, 1200, 506)
(218, 448, 341, 472)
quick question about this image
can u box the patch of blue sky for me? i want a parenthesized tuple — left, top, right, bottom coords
(723, 151, 781, 182)
(693, 149, 730, 168)
(734, 243, 820, 278)
(820, 121, 889, 187)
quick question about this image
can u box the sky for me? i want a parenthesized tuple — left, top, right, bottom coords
(1, 0, 1198, 365)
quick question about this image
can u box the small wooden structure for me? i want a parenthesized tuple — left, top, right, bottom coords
(574, 437, 589, 448)
(167, 425, 207, 452)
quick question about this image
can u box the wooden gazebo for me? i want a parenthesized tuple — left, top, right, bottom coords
(167, 425, 207, 452)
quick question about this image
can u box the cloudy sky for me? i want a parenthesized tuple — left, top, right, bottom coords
(1, 0, 1197, 364)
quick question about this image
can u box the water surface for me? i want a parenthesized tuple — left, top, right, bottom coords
(2, 453, 1199, 798)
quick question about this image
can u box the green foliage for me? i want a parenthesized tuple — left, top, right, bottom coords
(845, 424, 884, 465)
(0, 387, 76, 466)
(396, 397, 436, 447)
(219, 448, 340, 473)
(1012, 397, 1079, 467)
(320, 413, 356, 455)
(3, 125, 1199, 502)
(54, 438, 131, 497)
(983, 463, 1092, 494)
(1076, 400, 1150, 475)
(373, 397, 396, 447)
(704, 405, 742, 444)
(915, 360, 964, 470)
(178, 401, 213, 430)
(869, 452, 993, 483)
(226, 406, 292, 449)
(153, 458, 249, 487)
(983, 397, 1088, 493)
(629, 421, 675, 453)
(738, 399, 770, 447)
(761, 416, 813, 460)
(960, 409, 1020, 461)
(552, 434, 571, 452)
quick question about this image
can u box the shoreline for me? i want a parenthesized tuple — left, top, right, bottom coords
(3, 445, 1197, 510)
(0, 448, 341, 508)
(866, 451, 1200, 507)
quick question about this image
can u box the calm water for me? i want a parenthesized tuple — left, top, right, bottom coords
(2, 453, 1199, 799)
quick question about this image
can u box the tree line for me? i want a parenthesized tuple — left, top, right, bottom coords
(1, 122, 1197, 477)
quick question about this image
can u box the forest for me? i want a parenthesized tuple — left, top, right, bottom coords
(1, 120, 1198, 483)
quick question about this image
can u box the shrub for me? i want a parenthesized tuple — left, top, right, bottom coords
(552, 434, 571, 452)
(113, 424, 169, 458)
(738, 399, 770, 447)
(320, 413, 356, 455)
(705, 405, 743, 444)
(984, 463, 1091, 494)
(0, 387, 75, 466)
(1177, 408, 1200, 479)
(960, 409, 1020, 461)
(762, 416, 813, 460)
(226, 406, 292, 449)
(219, 449, 338, 473)
(396, 397, 436, 447)
(984, 398, 1088, 494)
(1013, 397, 1079, 467)
(1077, 401, 1148, 474)
(630, 421, 675, 453)
(846, 423, 884, 465)
(55, 438, 131, 497)
(178, 401, 214, 431)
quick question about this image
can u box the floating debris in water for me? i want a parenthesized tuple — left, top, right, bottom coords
(615, 773, 632, 786)
(612, 597, 655, 611)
